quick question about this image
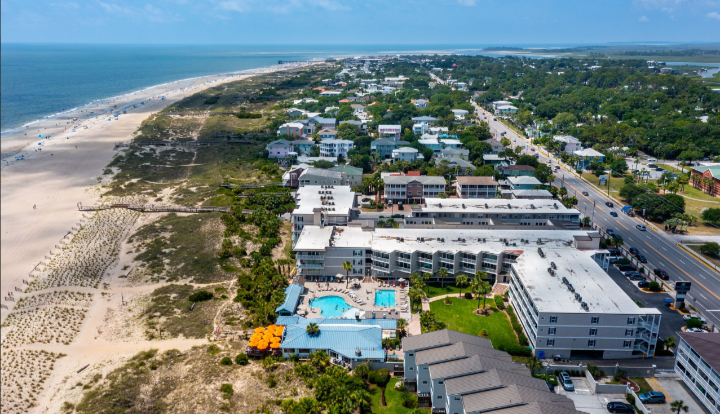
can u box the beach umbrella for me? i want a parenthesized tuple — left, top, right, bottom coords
(267, 325, 277, 331)
(254, 327, 265, 333)
(257, 343, 269, 350)
(248, 341, 258, 347)
(270, 337, 281, 343)
(270, 343, 281, 349)
(398, 278, 406, 282)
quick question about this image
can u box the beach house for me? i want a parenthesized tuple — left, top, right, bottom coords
(371, 138, 409, 159)
(456, 176, 498, 199)
(329, 165, 363, 188)
(392, 147, 421, 163)
(498, 164, 535, 177)
(378, 125, 402, 139)
(573, 148, 605, 170)
(298, 168, 347, 187)
(383, 175, 447, 204)
(277, 122, 304, 137)
(413, 99, 429, 109)
(553, 135, 582, 153)
(483, 139, 503, 155)
(319, 139, 354, 158)
(507, 176, 543, 190)
(266, 139, 294, 159)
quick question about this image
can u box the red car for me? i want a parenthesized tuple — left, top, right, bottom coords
(654, 268, 669, 280)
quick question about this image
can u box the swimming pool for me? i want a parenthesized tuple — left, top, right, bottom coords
(374, 289, 396, 307)
(309, 296, 356, 318)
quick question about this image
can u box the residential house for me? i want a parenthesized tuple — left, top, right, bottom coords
(419, 137, 442, 153)
(413, 99, 429, 109)
(498, 164, 536, 177)
(292, 140, 316, 156)
(383, 175, 447, 204)
(319, 139, 354, 158)
(285, 108, 306, 118)
(293, 98, 318, 105)
(412, 116, 438, 124)
(371, 138, 410, 159)
(456, 81, 467, 91)
(456, 176, 498, 199)
(277, 122, 304, 137)
(491, 100, 512, 111)
(675, 332, 720, 414)
(413, 123, 429, 135)
(350, 104, 365, 116)
(330, 165, 363, 188)
(483, 139, 504, 155)
(282, 165, 307, 188)
(573, 148, 605, 170)
(451, 109, 469, 119)
(440, 138, 462, 150)
(690, 165, 720, 196)
(554, 135, 582, 153)
(266, 139, 293, 159)
(482, 154, 508, 165)
(378, 125, 402, 139)
(319, 90, 342, 97)
(428, 126, 449, 135)
(324, 106, 339, 116)
(509, 189, 553, 200)
(440, 147, 469, 161)
(318, 128, 337, 140)
(435, 157, 476, 175)
(392, 147, 421, 163)
(496, 104, 518, 115)
(339, 120, 367, 134)
(310, 116, 337, 130)
(507, 176, 542, 190)
(298, 168, 347, 187)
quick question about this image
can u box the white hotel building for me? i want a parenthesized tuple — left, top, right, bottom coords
(675, 332, 720, 414)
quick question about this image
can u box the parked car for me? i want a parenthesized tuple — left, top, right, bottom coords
(655, 167, 664, 172)
(683, 314, 707, 324)
(559, 372, 574, 392)
(618, 264, 637, 272)
(637, 254, 647, 263)
(606, 229, 616, 237)
(654, 269, 669, 280)
(638, 280, 650, 288)
(606, 201, 614, 207)
(629, 247, 640, 256)
(610, 211, 618, 217)
(582, 191, 589, 196)
(638, 391, 666, 405)
(636, 224, 647, 231)
(361, 198, 370, 202)
(686, 327, 705, 333)
(607, 401, 635, 413)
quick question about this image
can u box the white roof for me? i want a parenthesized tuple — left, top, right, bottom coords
(574, 148, 604, 157)
(292, 185, 357, 216)
(419, 198, 579, 215)
(508, 176, 542, 186)
(493, 100, 512, 105)
(513, 248, 660, 315)
(440, 139, 462, 146)
(483, 154, 507, 161)
(419, 138, 439, 145)
(379, 125, 401, 129)
(496, 105, 518, 110)
(451, 109, 469, 115)
(393, 147, 419, 154)
(280, 122, 304, 129)
(553, 135, 580, 144)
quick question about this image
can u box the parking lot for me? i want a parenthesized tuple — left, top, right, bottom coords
(556, 376, 629, 414)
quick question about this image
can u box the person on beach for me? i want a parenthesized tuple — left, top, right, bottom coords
(33, 205, 36, 210)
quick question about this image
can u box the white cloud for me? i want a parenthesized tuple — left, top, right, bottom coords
(96, 1, 182, 22)
(638, 15, 650, 21)
(708, 10, 720, 19)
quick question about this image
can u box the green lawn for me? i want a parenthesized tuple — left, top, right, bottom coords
(581, 173, 630, 198)
(430, 298, 519, 350)
(656, 164, 682, 174)
(631, 377, 653, 394)
(686, 245, 720, 269)
(425, 284, 466, 298)
(368, 378, 430, 414)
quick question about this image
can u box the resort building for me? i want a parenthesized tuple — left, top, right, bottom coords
(507, 176, 543, 190)
(690, 165, 720, 196)
(455, 176, 498, 199)
(509, 247, 661, 359)
(402, 330, 582, 413)
(319, 139, 354, 158)
(382, 175, 447, 204)
(293, 227, 597, 284)
(675, 332, 720, 414)
(290, 185, 358, 243)
(275, 283, 304, 316)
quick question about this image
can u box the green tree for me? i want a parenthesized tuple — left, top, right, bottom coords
(470, 272, 491, 315)
(671, 400, 689, 414)
(437, 267, 449, 289)
(701, 208, 720, 225)
(342, 260, 352, 288)
(353, 363, 370, 380)
(558, 187, 568, 199)
(699, 242, 720, 257)
(456, 274, 469, 298)
(664, 336, 676, 351)
(525, 356, 542, 376)
(306, 322, 320, 336)
(562, 196, 578, 209)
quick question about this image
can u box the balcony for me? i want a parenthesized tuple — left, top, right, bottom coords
(296, 253, 324, 260)
(439, 257, 454, 264)
(373, 255, 390, 264)
(296, 261, 325, 269)
(397, 256, 412, 264)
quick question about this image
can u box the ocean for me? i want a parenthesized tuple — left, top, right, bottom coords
(0, 43, 590, 136)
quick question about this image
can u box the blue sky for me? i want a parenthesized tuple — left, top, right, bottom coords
(1, 0, 719, 44)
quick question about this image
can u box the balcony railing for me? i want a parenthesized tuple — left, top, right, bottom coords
(296, 261, 325, 269)
(296, 253, 325, 260)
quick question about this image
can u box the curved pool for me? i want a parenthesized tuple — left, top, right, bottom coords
(309, 295, 357, 318)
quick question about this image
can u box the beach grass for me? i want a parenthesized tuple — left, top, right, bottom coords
(143, 284, 226, 339)
(430, 298, 519, 351)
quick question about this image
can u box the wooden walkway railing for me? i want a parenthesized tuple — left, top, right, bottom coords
(115, 139, 255, 148)
(76, 202, 254, 214)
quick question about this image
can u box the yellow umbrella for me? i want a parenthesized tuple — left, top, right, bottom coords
(257, 342, 269, 350)
(248, 341, 258, 347)
(270, 342, 281, 349)
(267, 325, 277, 330)
(254, 327, 265, 333)
(274, 327, 284, 335)
(251, 333, 263, 339)
(270, 336, 281, 343)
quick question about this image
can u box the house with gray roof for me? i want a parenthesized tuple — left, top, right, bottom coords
(392, 147, 421, 163)
(298, 167, 347, 187)
(371, 138, 409, 159)
(330, 165, 363, 188)
(435, 157, 476, 175)
(412, 116, 438, 123)
(383, 175, 446, 204)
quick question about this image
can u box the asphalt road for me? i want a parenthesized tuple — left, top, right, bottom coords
(472, 102, 720, 330)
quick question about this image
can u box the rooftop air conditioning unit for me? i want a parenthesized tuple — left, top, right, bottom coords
(575, 293, 582, 301)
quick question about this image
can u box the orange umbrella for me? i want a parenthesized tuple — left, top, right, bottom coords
(248, 341, 258, 347)
(270, 336, 281, 343)
(274, 327, 284, 335)
(270, 343, 281, 349)
(267, 325, 277, 330)
(257, 342, 269, 350)
(251, 333, 263, 339)
(254, 327, 265, 333)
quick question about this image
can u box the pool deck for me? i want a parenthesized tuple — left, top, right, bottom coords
(299, 280, 412, 321)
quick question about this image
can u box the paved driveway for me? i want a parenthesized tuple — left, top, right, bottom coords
(557, 377, 628, 414)
(645, 375, 709, 414)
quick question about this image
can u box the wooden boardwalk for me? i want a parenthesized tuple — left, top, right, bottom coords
(76, 203, 253, 214)
(115, 139, 255, 149)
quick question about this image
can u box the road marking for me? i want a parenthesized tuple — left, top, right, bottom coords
(699, 293, 709, 300)
(616, 221, 630, 231)
(661, 246, 668, 251)
(644, 242, 720, 301)
(706, 310, 720, 312)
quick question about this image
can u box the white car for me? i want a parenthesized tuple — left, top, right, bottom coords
(636, 225, 647, 231)
(683, 315, 706, 324)
(686, 327, 705, 333)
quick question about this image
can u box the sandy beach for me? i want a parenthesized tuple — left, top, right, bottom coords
(0, 62, 318, 413)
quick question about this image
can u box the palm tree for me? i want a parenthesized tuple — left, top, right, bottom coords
(558, 186, 568, 199)
(423, 271, 432, 294)
(437, 267, 449, 289)
(670, 400, 689, 414)
(408, 287, 424, 312)
(470, 273, 491, 314)
(456, 274, 468, 298)
(526, 356, 542, 376)
(396, 318, 408, 338)
(306, 322, 320, 335)
(664, 336, 676, 351)
(342, 260, 352, 288)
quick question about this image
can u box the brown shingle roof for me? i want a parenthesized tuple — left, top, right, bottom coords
(678, 332, 720, 372)
(507, 165, 536, 171)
